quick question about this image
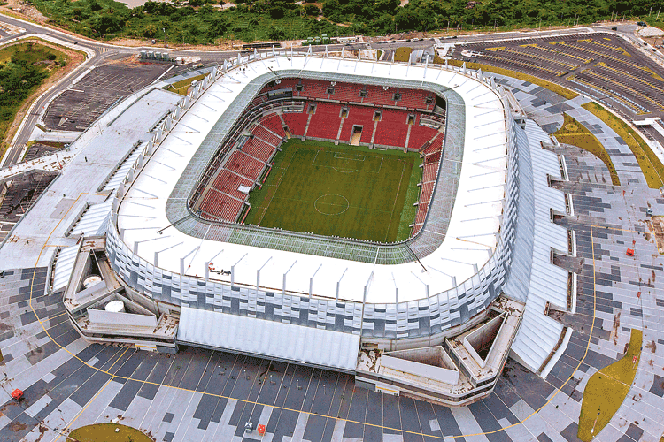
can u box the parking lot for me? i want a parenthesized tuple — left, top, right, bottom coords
(43, 58, 171, 132)
(452, 33, 664, 118)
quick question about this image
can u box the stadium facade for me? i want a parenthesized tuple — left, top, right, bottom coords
(56, 50, 572, 405)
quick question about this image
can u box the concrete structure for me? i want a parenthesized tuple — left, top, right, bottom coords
(0, 48, 574, 406)
(108, 55, 519, 346)
(100, 52, 569, 402)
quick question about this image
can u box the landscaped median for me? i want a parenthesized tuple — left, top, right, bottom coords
(68, 423, 152, 442)
(554, 113, 621, 186)
(166, 73, 207, 95)
(582, 102, 664, 188)
(441, 58, 578, 100)
(394, 47, 413, 63)
(578, 328, 643, 441)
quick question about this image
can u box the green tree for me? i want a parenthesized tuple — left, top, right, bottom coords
(304, 4, 320, 15)
(374, 0, 398, 14)
(143, 23, 158, 37)
(267, 26, 286, 40)
(88, 0, 103, 12)
(206, 16, 229, 40)
(92, 13, 125, 35)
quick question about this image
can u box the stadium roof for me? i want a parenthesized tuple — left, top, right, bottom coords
(178, 306, 360, 372)
(117, 55, 508, 304)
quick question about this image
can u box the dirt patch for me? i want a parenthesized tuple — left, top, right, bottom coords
(26, 346, 43, 364)
(645, 339, 657, 354)
(10, 422, 27, 432)
(0, 0, 47, 23)
(610, 311, 621, 345)
(646, 216, 664, 254)
(34, 423, 48, 442)
(107, 37, 240, 51)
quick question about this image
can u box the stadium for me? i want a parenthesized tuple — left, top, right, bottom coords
(51, 49, 570, 406)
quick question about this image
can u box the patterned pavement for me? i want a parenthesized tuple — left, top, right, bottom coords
(0, 77, 663, 442)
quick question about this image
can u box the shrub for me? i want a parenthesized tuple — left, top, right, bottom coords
(304, 4, 319, 15)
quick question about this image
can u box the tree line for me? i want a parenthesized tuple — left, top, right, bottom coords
(26, 0, 664, 44)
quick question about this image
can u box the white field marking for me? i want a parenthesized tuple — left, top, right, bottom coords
(314, 194, 351, 216)
(385, 161, 408, 242)
(332, 152, 367, 161)
(271, 195, 393, 214)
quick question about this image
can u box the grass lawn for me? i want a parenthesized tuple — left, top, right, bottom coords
(554, 113, 621, 186)
(582, 102, 664, 188)
(394, 47, 413, 63)
(166, 74, 207, 95)
(577, 329, 643, 441)
(68, 423, 152, 441)
(244, 139, 422, 243)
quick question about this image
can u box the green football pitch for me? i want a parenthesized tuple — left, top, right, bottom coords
(244, 139, 423, 243)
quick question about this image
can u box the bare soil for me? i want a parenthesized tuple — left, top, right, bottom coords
(0, 0, 46, 23)
(646, 215, 664, 254)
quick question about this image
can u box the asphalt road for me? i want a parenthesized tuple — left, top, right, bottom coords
(0, 12, 653, 168)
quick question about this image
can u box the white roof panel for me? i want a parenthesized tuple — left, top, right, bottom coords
(70, 201, 112, 237)
(178, 307, 360, 372)
(116, 56, 508, 305)
(52, 245, 79, 292)
(511, 120, 570, 372)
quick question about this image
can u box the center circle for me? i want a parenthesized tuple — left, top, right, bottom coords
(314, 194, 350, 216)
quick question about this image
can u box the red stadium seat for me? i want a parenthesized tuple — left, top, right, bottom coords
(282, 111, 309, 136)
(242, 138, 276, 163)
(337, 105, 375, 144)
(199, 188, 245, 223)
(252, 125, 282, 146)
(306, 102, 343, 139)
(199, 78, 445, 227)
(226, 151, 264, 181)
(373, 109, 409, 148)
(407, 123, 438, 151)
(261, 115, 286, 138)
